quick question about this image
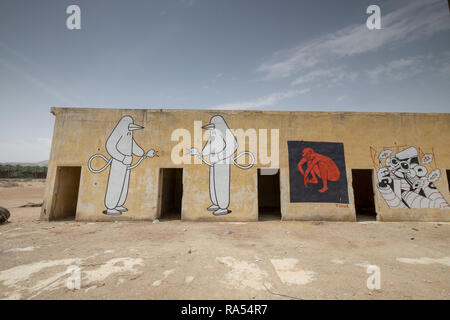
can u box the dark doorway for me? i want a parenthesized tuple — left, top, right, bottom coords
(447, 170, 450, 192)
(257, 169, 281, 221)
(51, 166, 81, 220)
(158, 168, 183, 220)
(352, 169, 377, 221)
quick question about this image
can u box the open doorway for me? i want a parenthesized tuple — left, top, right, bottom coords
(158, 168, 183, 220)
(352, 169, 377, 221)
(447, 170, 450, 192)
(257, 168, 281, 221)
(50, 166, 81, 221)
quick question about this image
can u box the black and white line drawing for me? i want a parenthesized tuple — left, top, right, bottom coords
(188, 115, 255, 216)
(88, 116, 158, 215)
(375, 146, 449, 209)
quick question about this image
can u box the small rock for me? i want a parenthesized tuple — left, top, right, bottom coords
(410, 237, 415, 240)
(224, 230, 233, 235)
(0, 206, 11, 224)
(188, 249, 192, 254)
(153, 219, 160, 224)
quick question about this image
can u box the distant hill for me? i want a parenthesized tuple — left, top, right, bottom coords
(1, 160, 49, 167)
(0, 161, 48, 179)
(36, 160, 49, 167)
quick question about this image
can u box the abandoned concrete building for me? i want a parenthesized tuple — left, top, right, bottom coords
(40, 108, 450, 222)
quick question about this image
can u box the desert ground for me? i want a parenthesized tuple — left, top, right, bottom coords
(0, 180, 449, 300)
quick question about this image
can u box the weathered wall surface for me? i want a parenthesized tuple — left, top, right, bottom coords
(40, 108, 450, 222)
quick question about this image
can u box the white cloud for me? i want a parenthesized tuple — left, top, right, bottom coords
(0, 41, 77, 105)
(440, 53, 450, 76)
(367, 57, 422, 82)
(179, 0, 196, 7)
(258, 0, 450, 79)
(291, 67, 357, 86)
(335, 95, 348, 103)
(442, 63, 450, 76)
(215, 88, 311, 110)
(0, 138, 51, 163)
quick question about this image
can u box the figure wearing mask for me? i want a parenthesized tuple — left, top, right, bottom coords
(201, 115, 238, 216)
(103, 116, 145, 215)
(188, 115, 255, 216)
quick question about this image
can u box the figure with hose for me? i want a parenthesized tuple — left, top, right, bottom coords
(88, 116, 158, 215)
(188, 115, 255, 216)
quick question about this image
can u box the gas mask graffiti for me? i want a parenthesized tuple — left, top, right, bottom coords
(376, 146, 449, 209)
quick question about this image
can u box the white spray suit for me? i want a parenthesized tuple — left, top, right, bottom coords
(202, 115, 238, 216)
(104, 116, 145, 215)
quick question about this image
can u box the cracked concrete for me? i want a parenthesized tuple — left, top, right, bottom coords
(1, 181, 449, 300)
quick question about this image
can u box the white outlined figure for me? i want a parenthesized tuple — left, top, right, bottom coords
(376, 146, 449, 209)
(88, 116, 158, 215)
(188, 115, 255, 216)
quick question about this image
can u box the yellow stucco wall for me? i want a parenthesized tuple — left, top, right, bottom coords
(40, 108, 450, 222)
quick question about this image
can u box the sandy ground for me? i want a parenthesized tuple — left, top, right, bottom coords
(0, 180, 449, 300)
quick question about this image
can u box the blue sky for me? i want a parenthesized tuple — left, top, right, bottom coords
(0, 0, 449, 162)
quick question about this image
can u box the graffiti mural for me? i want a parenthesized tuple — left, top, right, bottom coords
(288, 141, 349, 203)
(298, 147, 340, 193)
(88, 116, 158, 215)
(372, 146, 450, 209)
(188, 115, 255, 216)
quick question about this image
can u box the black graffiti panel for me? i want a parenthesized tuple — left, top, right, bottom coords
(288, 141, 349, 203)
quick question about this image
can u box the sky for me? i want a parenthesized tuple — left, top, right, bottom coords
(0, 0, 449, 163)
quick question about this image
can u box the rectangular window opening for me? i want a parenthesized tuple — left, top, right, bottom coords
(352, 169, 377, 222)
(258, 168, 281, 221)
(50, 166, 81, 221)
(158, 168, 183, 220)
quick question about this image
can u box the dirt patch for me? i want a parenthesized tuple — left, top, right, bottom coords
(0, 181, 19, 188)
(0, 182, 449, 300)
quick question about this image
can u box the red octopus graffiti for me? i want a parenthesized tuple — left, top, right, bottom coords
(297, 148, 340, 193)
